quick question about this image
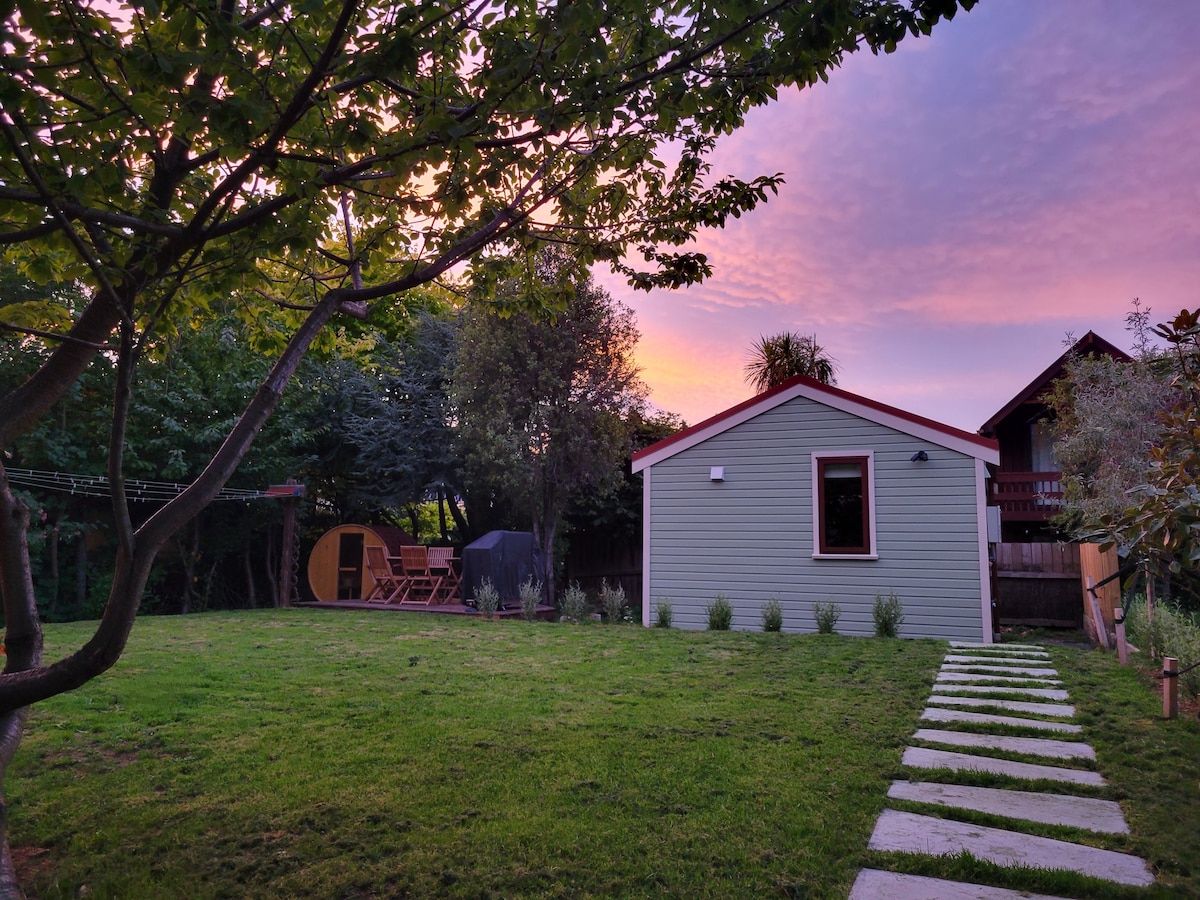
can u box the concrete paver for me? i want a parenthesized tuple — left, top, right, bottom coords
(926, 695, 1075, 717)
(947, 647, 1052, 658)
(950, 642, 1045, 651)
(944, 654, 1054, 666)
(942, 663, 1059, 677)
(937, 671, 1062, 685)
(867, 810, 1153, 886)
(931, 684, 1069, 701)
(849, 869, 1070, 899)
(886, 781, 1130, 833)
(913, 728, 1094, 760)
(921, 706, 1081, 733)
(902, 746, 1105, 785)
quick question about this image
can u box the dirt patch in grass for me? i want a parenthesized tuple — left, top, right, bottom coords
(13, 846, 54, 885)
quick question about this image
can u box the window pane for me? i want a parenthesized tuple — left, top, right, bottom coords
(823, 461, 864, 550)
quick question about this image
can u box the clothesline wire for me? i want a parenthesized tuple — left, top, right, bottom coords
(4, 468, 300, 503)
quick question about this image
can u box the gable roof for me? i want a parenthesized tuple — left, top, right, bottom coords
(978, 331, 1131, 437)
(632, 374, 999, 473)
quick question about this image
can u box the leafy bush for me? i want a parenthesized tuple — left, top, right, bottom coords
(599, 579, 627, 624)
(813, 600, 841, 634)
(1126, 597, 1200, 701)
(474, 578, 500, 617)
(872, 590, 904, 638)
(761, 598, 784, 632)
(707, 594, 733, 631)
(653, 600, 673, 628)
(519, 576, 542, 622)
(560, 583, 589, 624)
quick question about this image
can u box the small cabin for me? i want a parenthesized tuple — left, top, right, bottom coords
(632, 375, 1000, 641)
(307, 524, 416, 601)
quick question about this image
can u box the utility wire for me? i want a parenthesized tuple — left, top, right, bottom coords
(5, 468, 303, 503)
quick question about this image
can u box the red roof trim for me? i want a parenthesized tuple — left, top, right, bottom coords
(633, 373, 998, 465)
(978, 331, 1131, 436)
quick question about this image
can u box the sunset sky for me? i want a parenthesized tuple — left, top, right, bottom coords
(595, 0, 1200, 433)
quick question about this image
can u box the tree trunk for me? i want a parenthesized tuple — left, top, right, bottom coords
(74, 531, 87, 617)
(0, 474, 44, 899)
(47, 516, 60, 618)
(178, 523, 200, 616)
(264, 526, 279, 609)
(445, 490, 471, 544)
(243, 548, 257, 609)
(534, 514, 558, 608)
(437, 487, 448, 542)
(201, 558, 218, 611)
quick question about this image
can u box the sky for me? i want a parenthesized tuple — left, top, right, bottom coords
(593, 0, 1200, 433)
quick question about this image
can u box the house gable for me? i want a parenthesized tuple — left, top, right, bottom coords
(634, 374, 998, 472)
(979, 331, 1130, 438)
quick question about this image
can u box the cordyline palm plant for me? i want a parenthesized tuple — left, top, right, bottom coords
(744, 331, 839, 392)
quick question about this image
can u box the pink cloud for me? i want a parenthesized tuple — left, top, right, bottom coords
(597, 0, 1200, 432)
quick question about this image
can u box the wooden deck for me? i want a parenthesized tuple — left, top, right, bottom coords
(992, 472, 1063, 522)
(295, 599, 559, 620)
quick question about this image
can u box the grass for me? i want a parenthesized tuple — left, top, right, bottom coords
(10, 611, 940, 899)
(7, 614, 1199, 898)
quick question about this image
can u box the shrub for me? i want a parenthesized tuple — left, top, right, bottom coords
(559, 583, 589, 624)
(707, 594, 733, 631)
(1126, 597, 1200, 701)
(599, 579, 627, 624)
(872, 590, 904, 637)
(813, 600, 841, 634)
(474, 578, 500, 617)
(653, 600, 673, 628)
(518, 576, 542, 622)
(761, 598, 784, 632)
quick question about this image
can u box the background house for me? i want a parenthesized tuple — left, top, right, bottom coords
(977, 331, 1129, 629)
(632, 376, 1000, 641)
(979, 331, 1129, 543)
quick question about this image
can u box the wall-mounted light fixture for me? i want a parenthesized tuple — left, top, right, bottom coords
(710, 466, 725, 481)
(910, 451, 929, 462)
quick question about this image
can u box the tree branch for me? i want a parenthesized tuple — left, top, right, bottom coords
(0, 322, 115, 350)
(0, 187, 184, 238)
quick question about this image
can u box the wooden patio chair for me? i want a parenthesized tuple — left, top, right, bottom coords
(364, 545, 403, 603)
(396, 545, 442, 605)
(426, 546, 460, 603)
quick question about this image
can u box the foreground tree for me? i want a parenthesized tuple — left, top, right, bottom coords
(744, 331, 839, 392)
(1045, 307, 1178, 538)
(453, 250, 647, 601)
(1100, 309, 1200, 602)
(0, 0, 976, 890)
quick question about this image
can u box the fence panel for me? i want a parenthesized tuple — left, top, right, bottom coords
(994, 542, 1082, 628)
(1079, 542, 1119, 641)
(564, 533, 642, 612)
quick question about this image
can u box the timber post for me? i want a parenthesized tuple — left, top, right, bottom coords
(1163, 657, 1179, 719)
(1113, 606, 1128, 666)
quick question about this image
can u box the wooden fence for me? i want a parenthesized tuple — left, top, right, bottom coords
(993, 542, 1082, 628)
(1079, 542, 1120, 643)
(563, 533, 642, 612)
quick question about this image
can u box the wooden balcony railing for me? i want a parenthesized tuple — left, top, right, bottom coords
(992, 471, 1063, 521)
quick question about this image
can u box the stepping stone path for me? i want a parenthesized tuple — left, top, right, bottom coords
(850, 641, 1154, 898)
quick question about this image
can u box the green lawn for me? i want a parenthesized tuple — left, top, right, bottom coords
(6, 612, 1198, 898)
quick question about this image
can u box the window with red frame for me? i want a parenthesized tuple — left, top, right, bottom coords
(816, 456, 870, 554)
